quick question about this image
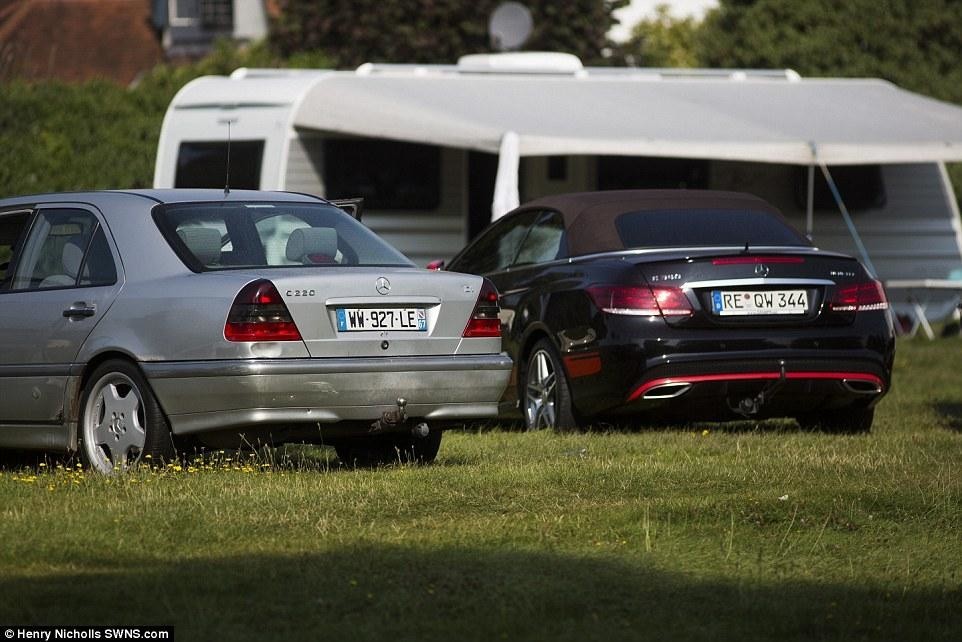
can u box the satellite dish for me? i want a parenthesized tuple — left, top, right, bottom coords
(489, 2, 533, 51)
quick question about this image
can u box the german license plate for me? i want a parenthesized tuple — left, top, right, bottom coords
(336, 308, 427, 331)
(711, 290, 808, 316)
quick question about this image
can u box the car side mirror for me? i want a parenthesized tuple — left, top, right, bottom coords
(426, 259, 445, 271)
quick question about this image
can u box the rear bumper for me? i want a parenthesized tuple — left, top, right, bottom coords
(142, 354, 512, 435)
(569, 345, 892, 421)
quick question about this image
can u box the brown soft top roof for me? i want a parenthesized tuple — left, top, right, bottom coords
(514, 189, 786, 256)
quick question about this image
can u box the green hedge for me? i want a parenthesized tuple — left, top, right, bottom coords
(0, 42, 330, 198)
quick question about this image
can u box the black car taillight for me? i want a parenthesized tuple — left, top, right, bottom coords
(828, 279, 889, 312)
(586, 284, 693, 317)
(462, 278, 502, 338)
(225, 279, 302, 342)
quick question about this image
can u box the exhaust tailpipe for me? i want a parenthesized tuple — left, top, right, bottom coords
(841, 379, 883, 394)
(641, 382, 692, 400)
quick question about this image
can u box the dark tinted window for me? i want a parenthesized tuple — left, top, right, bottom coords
(616, 209, 810, 249)
(323, 139, 440, 210)
(514, 211, 566, 265)
(449, 210, 541, 274)
(794, 165, 886, 211)
(0, 210, 32, 288)
(155, 202, 413, 271)
(175, 141, 264, 189)
(598, 156, 709, 190)
(79, 227, 118, 287)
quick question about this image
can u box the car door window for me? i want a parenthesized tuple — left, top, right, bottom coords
(78, 226, 118, 287)
(451, 210, 540, 274)
(0, 210, 32, 290)
(513, 211, 566, 266)
(10, 209, 107, 290)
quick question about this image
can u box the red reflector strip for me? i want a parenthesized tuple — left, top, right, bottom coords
(712, 256, 805, 265)
(224, 321, 302, 342)
(463, 317, 501, 338)
(563, 353, 602, 378)
(628, 371, 884, 402)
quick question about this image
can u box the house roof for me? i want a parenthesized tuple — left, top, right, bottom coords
(0, 0, 163, 84)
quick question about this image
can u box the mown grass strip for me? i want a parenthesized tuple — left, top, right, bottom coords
(0, 337, 959, 641)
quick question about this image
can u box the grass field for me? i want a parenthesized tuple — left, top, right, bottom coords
(1, 337, 960, 641)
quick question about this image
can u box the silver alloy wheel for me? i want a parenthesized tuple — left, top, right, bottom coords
(82, 371, 147, 474)
(525, 348, 557, 430)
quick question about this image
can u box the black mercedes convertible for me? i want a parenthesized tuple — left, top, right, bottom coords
(444, 190, 895, 433)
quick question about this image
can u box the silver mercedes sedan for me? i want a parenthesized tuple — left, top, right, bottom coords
(0, 190, 511, 472)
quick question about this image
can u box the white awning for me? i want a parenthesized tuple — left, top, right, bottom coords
(291, 69, 962, 166)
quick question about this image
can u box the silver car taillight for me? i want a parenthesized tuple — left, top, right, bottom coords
(225, 279, 302, 342)
(462, 278, 502, 338)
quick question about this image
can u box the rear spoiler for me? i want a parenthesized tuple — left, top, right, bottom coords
(331, 198, 364, 221)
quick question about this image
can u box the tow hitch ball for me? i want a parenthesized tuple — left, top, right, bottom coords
(733, 361, 787, 417)
(370, 398, 431, 438)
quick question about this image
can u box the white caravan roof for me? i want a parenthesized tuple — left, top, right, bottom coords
(170, 55, 962, 167)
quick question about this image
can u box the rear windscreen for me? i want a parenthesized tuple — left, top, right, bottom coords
(615, 209, 811, 249)
(154, 202, 414, 271)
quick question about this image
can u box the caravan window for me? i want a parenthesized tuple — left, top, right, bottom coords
(794, 165, 886, 211)
(175, 140, 264, 190)
(323, 139, 440, 210)
(597, 156, 709, 190)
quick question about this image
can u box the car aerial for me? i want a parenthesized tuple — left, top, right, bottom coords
(444, 189, 895, 433)
(0, 189, 511, 472)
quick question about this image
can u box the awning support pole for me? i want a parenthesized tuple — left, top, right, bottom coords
(491, 131, 520, 221)
(817, 161, 878, 276)
(811, 144, 877, 277)
(805, 163, 814, 238)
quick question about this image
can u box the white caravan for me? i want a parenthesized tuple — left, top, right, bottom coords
(154, 53, 962, 326)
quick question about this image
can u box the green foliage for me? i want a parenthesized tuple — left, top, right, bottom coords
(624, 4, 701, 67)
(698, 0, 962, 105)
(0, 80, 159, 195)
(0, 41, 333, 198)
(270, 0, 629, 68)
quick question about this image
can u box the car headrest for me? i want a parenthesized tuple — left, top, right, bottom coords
(177, 227, 222, 266)
(62, 237, 85, 278)
(286, 227, 338, 264)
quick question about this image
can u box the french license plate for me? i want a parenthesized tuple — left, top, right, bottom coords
(336, 308, 427, 332)
(711, 290, 808, 316)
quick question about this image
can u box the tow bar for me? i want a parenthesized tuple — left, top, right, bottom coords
(371, 397, 408, 433)
(731, 360, 787, 417)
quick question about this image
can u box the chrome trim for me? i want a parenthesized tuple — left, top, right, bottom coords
(141, 354, 513, 379)
(568, 246, 823, 265)
(324, 296, 441, 306)
(685, 278, 835, 289)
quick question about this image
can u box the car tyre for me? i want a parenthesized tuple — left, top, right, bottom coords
(79, 360, 175, 474)
(796, 407, 874, 434)
(523, 339, 578, 431)
(335, 430, 442, 467)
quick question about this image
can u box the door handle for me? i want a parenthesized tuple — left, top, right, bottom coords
(63, 303, 96, 318)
